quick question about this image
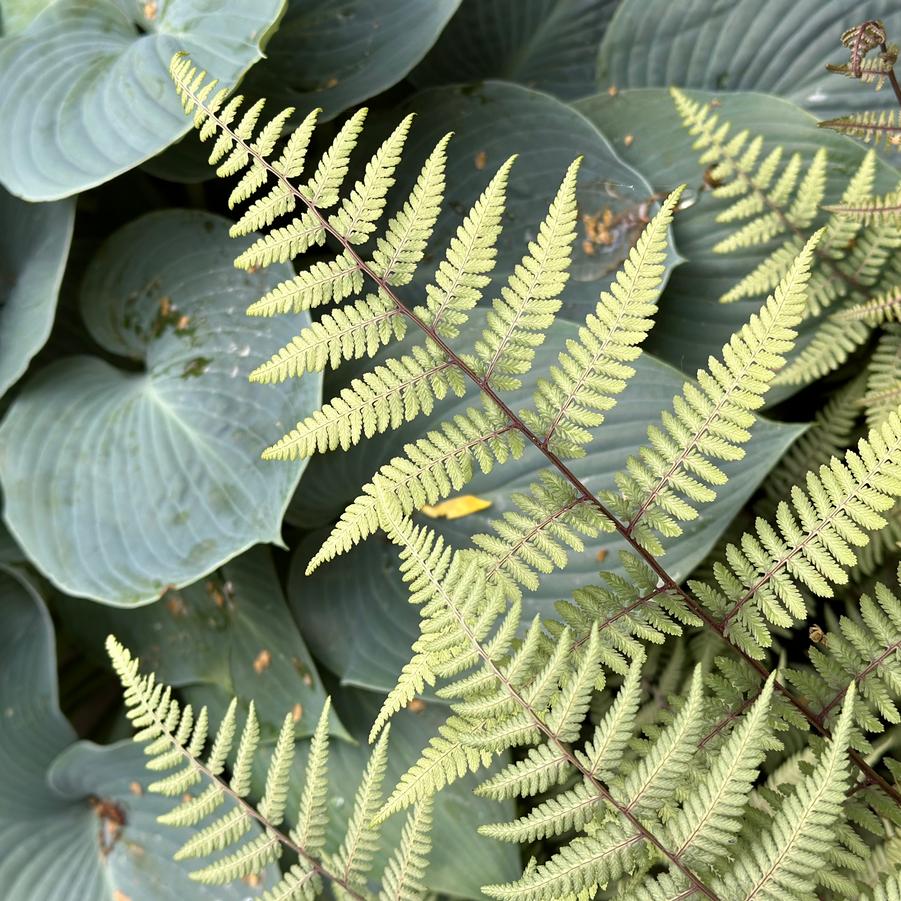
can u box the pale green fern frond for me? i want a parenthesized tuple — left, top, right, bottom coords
(712, 689, 856, 901)
(609, 232, 820, 553)
(522, 188, 683, 458)
(864, 325, 901, 427)
(470, 158, 580, 390)
(692, 409, 901, 658)
(826, 188, 901, 225)
(774, 315, 871, 386)
(377, 800, 433, 901)
(107, 636, 431, 898)
(788, 567, 901, 746)
(308, 194, 683, 571)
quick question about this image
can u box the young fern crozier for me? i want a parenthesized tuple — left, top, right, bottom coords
(107, 51, 901, 900)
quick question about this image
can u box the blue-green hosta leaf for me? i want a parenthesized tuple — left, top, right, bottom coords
(244, 0, 460, 122)
(0, 211, 321, 605)
(0, 0, 285, 200)
(410, 0, 619, 99)
(598, 0, 901, 121)
(379, 80, 676, 320)
(0, 187, 73, 395)
(0, 0, 51, 34)
(575, 88, 901, 399)
(288, 317, 803, 693)
(0, 564, 274, 901)
(52, 547, 342, 741)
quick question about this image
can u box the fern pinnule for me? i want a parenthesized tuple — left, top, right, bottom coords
(826, 189, 901, 225)
(863, 325, 901, 427)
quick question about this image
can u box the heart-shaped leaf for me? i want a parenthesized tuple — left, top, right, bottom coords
(598, 0, 901, 120)
(0, 563, 274, 901)
(0, 210, 321, 605)
(0, 187, 73, 396)
(0, 0, 285, 200)
(288, 318, 803, 693)
(52, 546, 341, 741)
(574, 88, 901, 396)
(243, 0, 460, 122)
(411, 0, 619, 99)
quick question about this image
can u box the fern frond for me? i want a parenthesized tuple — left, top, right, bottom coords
(774, 315, 871, 386)
(821, 110, 901, 150)
(378, 800, 433, 901)
(415, 157, 515, 340)
(522, 188, 683, 458)
(864, 325, 901, 427)
(308, 401, 522, 572)
(693, 410, 901, 657)
(612, 232, 821, 552)
(791, 568, 901, 744)
(330, 728, 391, 893)
(835, 286, 901, 325)
(763, 375, 866, 504)
(471, 158, 580, 390)
(826, 189, 901, 225)
(262, 346, 462, 459)
(712, 689, 856, 900)
(250, 294, 405, 381)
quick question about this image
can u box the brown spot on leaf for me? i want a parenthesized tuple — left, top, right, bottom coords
(206, 579, 225, 608)
(89, 796, 126, 857)
(323, 76, 339, 89)
(166, 594, 187, 618)
(607, 85, 619, 97)
(292, 703, 303, 723)
(596, 548, 608, 563)
(623, 134, 634, 147)
(143, 1, 157, 20)
(474, 150, 487, 171)
(253, 649, 272, 674)
(113, 891, 132, 901)
(243, 874, 262, 888)
(129, 781, 143, 796)
(809, 624, 828, 647)
(176, 314, 190, 332)
(407, 698, 426, 714)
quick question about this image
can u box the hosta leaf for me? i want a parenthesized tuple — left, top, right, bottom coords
(411, 0, 619, 99)
(0, 0, 285, 200)
(576, 88, 901, 399)
(0, 564, 274, 900)
(289, 317, 802, 693)
(0, 211, 321, 605)
(52, 547, 342, 741)
(0, 0, 51, 35)
(598, 0, 901, 121)
(0, 186, 73, 395)
(244, 0, 460, 122)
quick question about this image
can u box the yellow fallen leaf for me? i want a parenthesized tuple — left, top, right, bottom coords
(421, 494, 492, 520)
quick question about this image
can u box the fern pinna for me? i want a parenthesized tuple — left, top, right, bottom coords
(107, 52, 901, 900)
(671, 19, 901, 428)
(107, 637, 432, 899)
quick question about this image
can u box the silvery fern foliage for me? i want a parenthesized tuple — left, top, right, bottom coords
(108, 52, 901, 900)
(107, 637, 432, 900)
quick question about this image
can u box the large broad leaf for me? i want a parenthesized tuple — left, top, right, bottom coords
(574, 88, 901, 395)
(410, 0, 620, 99)
(0, 187, 73, 396)
(0, 0, 285, 200)
(244, 0, 460, 122)
(0, 564, 274, 900)
(379, 81, 675, 318)
(0, 0, 51, 34)
(598, 0, 901, 120)
(52, 546, 341, 741)
(288, 317, 803, 693)
(0, 210, 321, 605)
